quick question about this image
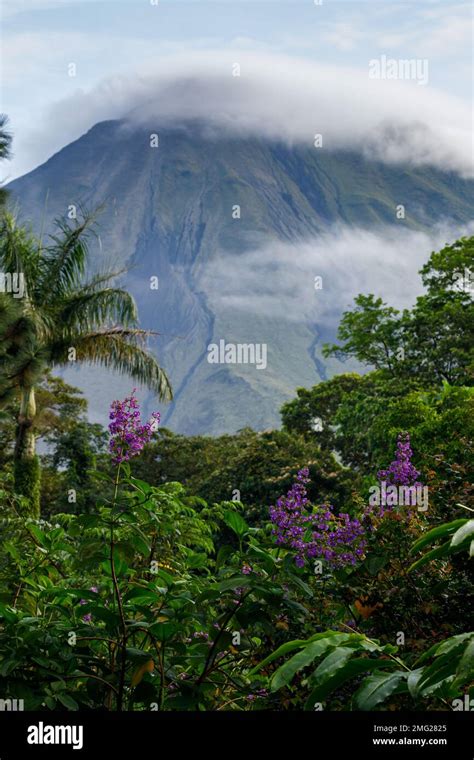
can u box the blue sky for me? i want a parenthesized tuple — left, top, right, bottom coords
(1, 0, 472, 179)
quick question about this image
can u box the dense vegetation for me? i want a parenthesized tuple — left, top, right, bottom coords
(0, 121, 472, 710)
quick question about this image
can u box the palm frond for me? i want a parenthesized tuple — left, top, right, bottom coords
(49, 328, 173, 401)
(0, 114, 12, 161)
(0, 213, 40, 294)
(37, 206, 99, 304)
(58, 287, 138, 331)
(74, 267, 130, 292)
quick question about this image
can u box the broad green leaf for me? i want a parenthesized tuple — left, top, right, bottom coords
(128, 477, 152, 494)
(451, 520, 474, 547)
(416, 632, 473, 664)
(0, 659, 19, 676)
(0, 605, 18, 623)
(415, 646, 468, 697)
(149, 622, 179, 641)
(57, 693, 79, 710)
(251, 630, 371, 676)
(216, 545, 234, 569)
(270, 635, 358, 691)
(365, 555, 389, 576)
(184, 552, 209, 570)
(216, 576, 253, 592)
(223, 510, 249, 538)
(435, 632, 474, 657)
(408, 540, 452, 573)
(305, 658, 399, 709)
(410, 519, 466, 554)
(354, 671, 407, 710)
(247, 543, 277, 572)
(310, 646, 354, 684)
(249, 640, 309, 675)
(452, 638, 474, 690)
(407, 668, 424, 699)
(27, 525, 48, 546)
(288, 575, 313, 598)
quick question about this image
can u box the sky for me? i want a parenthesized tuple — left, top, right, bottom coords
(0, 0, 472, 181)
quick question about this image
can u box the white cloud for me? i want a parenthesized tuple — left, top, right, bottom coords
(322, 22, 365, 52)
(20, 50, 473, 180)
(2, 0, 96, 18)
(199, 222, 474, 324)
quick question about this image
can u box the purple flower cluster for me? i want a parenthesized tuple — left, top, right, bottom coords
(374, 432, 424, 516)
(377, 433, 422, 487)
(79, 585, 98, 623)
(108, 390, 160, 464)
(247, 688, 269, 701)
(270, 468, 366, 568)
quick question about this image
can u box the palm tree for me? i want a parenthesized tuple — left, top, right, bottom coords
(0, 114, 12, 211)
(0, 209, 172, 516)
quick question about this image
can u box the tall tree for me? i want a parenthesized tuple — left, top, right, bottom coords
(0, 210, 172, 516)
(0, 114, 12, 211)
(323, 236, 474, 386)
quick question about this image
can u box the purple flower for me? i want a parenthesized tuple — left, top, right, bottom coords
(192, 631, 209, 640)
(377, 433, 422, 488)
(372, 432, 424, 517)
(79, 585, 98, 623)
(108, 390, 160, 464)
(246, 688, 268, 701)
(270, 468, 366, 568)
(242, 564, 252, 575)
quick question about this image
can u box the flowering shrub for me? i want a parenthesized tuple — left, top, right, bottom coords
(377, 432, 423, 490)
(369, 432, 426, 516)
(109, 389, 160, 463)
(270, 468, 366, 568)
(0, 396, 470, 713)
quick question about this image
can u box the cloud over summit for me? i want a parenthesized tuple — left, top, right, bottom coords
(31, 50, 473, 178)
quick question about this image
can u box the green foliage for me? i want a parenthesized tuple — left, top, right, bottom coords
(323, 236, 474, 386)
(13, 454, 40, 518)
(0, 465, 328, 711)
(282, 374, 473, 495)
(252, 629, 474, 710)
(409, 516, 474, 571)
(281, 373, 362, 451)
(0, 209, 172, 513)
(0, 233, 471, 713)
(42, 421, 108, 515)
(132, 427, 356, 525)
(0, 451, 471, 712)
(323, 294, 403, 372)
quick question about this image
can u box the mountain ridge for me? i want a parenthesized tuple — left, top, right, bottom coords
(7, 119, 474, 433)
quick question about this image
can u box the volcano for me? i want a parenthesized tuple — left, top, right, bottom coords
(7, 119, 474, 433)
